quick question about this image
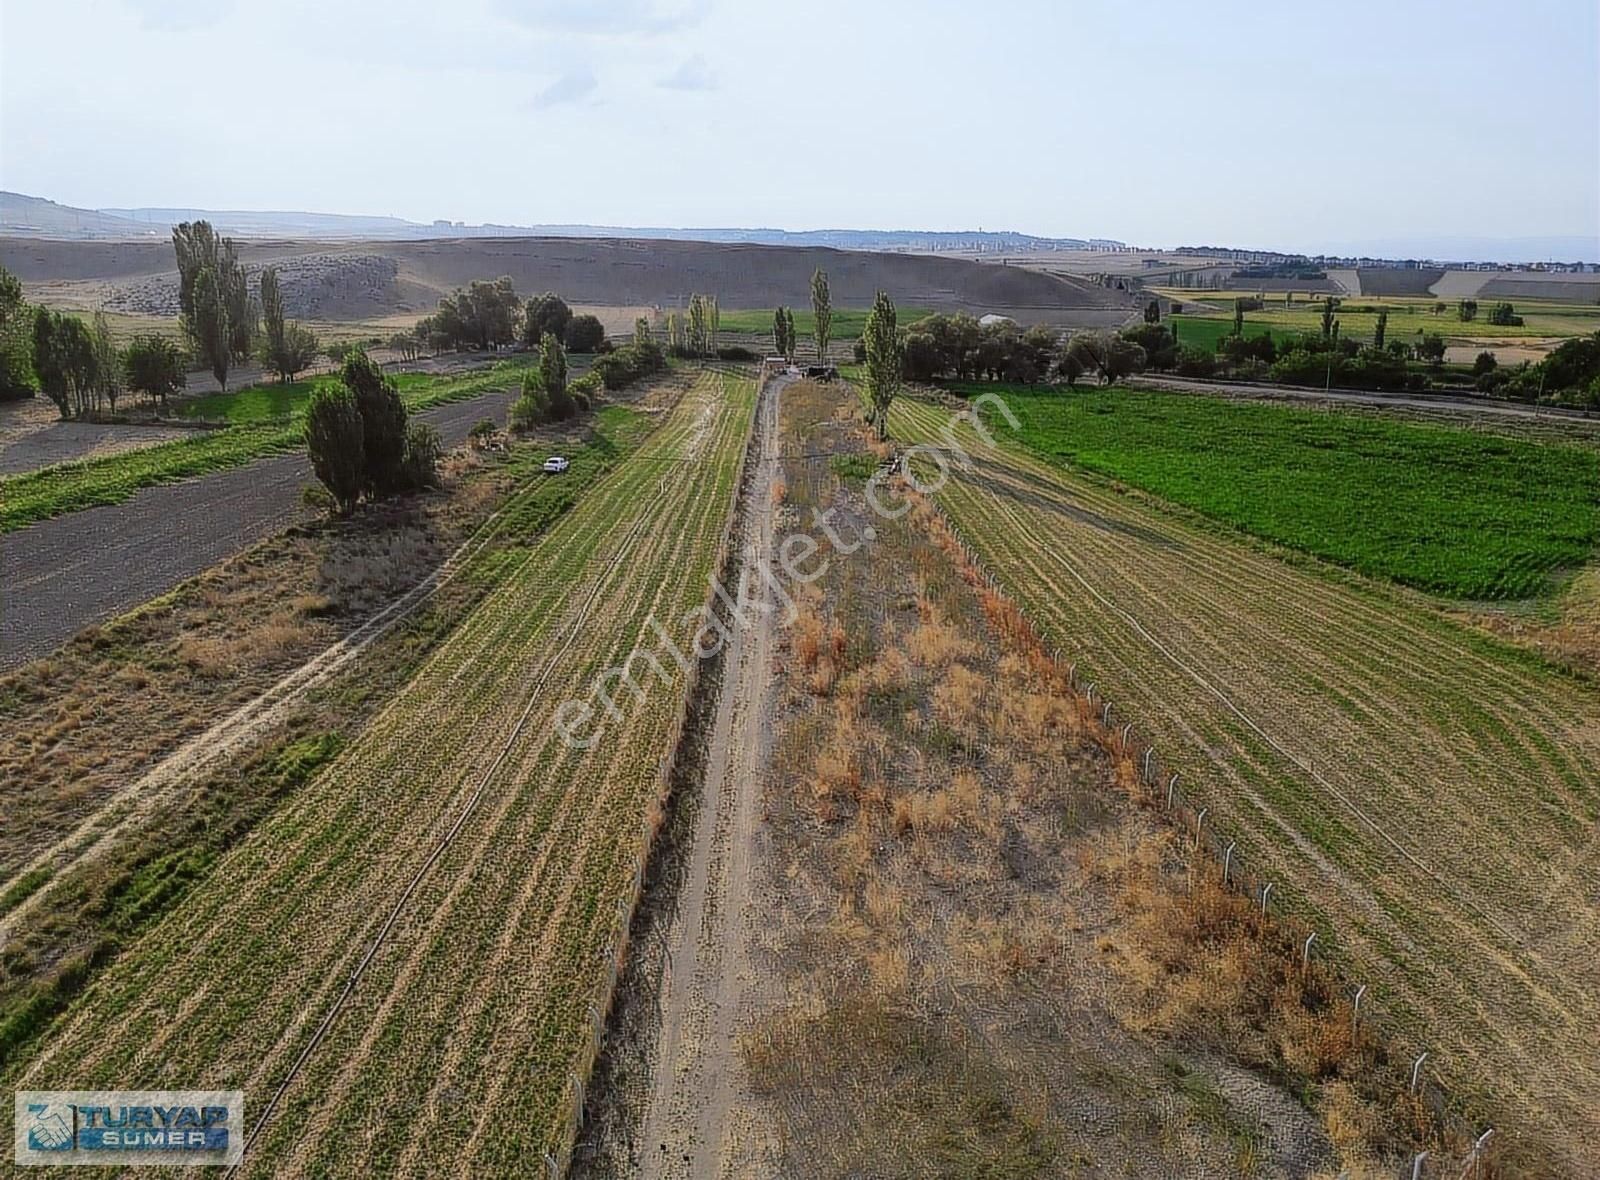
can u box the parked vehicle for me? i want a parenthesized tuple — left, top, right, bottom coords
(543, 456, 570, 474)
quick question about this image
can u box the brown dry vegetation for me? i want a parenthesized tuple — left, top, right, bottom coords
(730, 379, 1499, 1177)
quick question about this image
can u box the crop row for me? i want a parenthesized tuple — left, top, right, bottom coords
(13, 370, 758, 1174)
(891, 395, 1600, 1168)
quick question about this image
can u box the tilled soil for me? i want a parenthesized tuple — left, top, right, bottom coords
(0, 386, 518, 668)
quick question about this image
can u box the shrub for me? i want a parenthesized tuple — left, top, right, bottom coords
(341, 348, 407, 496)
(305, 383, 365, 514)
(592, 341, 666, 391)
(851, 340, 867, 364)
(509, 369, 550, 433)
(565, 314, 606, 353)
(1174, 346, 1216, 378)
(717, 345, 760, 362)
(400, 422, 442, 490)
(122, 334, 186, 408)
(1472, 351, 1498, 377)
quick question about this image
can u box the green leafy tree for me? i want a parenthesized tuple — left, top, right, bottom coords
(524, 292, 572, 348)
(1473, 350, 1498, 377)
(0, 264, 35, 401)
(634, 316, 652, 350)
(810, 268, 832, 360)
(541, 333, 574, 419)
(31, 309, 98, 418)
(861, 291, 900, 440)
(1374, 309, 1388, 351)
(172, 220, 251, 388)
(123, 334, 187, 407)
(566, 313, 606, 353)
(305, 383, 366, 514)
(1416, 332, 1446, 367)
(1320, 297, 1339, 339)
(341, 348, 408, 496)
(258, 267, 320, 381)
(510, 367, 551, 431)
(90, 310, 123, 413)
(772, 307, 788, 357)
(1458, 299, 1478, 323)
(1145, 299, 1161, 324)
(400, 422, 442, 490)
(1232, 298, 1245, 337)
(189, 267, 232, 390)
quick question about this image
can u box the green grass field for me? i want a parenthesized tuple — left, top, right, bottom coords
(1172, 296, 1600, 344)
(0, 359, 538, 532)
(716, 306, 934, 341)
(959, 382, 1600, 600)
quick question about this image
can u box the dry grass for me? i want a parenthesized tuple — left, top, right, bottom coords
(735, 380, 1462, 1175)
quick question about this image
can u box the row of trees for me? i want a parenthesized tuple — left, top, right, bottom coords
(305, 349, 440, 513)
(898, 313, 1071, 385)
(665, 293, 720, 358)
(415, 283, 611, 355)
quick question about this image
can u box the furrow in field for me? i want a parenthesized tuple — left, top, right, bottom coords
(13, 371, 758, 1175)
(892, 395, 1600, 1163)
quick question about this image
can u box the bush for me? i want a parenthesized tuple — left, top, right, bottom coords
(1472, 351, 1498, 377)
(1120, 323, 1178, 370)
(400, 422, 442, 490)
(341, 349, 407, 496)
(717, 345, 760, 362)
(851, 340, 867, 364)
(1174, 346, 1216, 378)
(592, 341, 666, 391)
(509, 369, 550, 433)
(565, 314, 606, 353)
(470, 418, 497, 440)
(305, 384, 366, 514)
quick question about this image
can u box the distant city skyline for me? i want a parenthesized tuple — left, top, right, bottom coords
(2, 0, 1595, 262)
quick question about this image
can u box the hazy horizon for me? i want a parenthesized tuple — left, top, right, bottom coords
(2, 0, 1596, 261)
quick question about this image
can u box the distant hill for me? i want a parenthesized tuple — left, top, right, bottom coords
(1, 234, 1140, 329)
(3, 192, 1121, 254)
(0, 192, 162, 240)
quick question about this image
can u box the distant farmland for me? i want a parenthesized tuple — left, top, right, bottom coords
(960, 382, 1600, 600)
(1172, 296, 1600, 346)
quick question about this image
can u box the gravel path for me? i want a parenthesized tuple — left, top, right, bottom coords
(0, 387, 518, 670)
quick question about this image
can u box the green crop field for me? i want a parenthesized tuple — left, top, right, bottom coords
(955, 381, 1600, 600)
(716, 306, 934, 340)
(892, 393, 1600, 1171)
(8, 370, 757, 1174)
(1173, 297, 1600, 343)
(0, 359, 538, 532)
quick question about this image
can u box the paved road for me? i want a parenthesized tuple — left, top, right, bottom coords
(1128, 374, 1600, 426)
(0, 388, 518, 670)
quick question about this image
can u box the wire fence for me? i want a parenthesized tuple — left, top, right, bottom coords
(919, 489, 1501, 1180)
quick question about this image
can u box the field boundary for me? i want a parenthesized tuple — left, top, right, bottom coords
(541, 365, 766, 1177)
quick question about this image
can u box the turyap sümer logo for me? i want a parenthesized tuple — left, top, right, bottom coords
(14, 1091, 243, 1167)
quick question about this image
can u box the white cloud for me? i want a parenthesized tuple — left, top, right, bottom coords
(657, 53, 714, 91)
(533, 67, 599, 107)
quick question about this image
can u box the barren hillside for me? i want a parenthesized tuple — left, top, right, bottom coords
(0, 234, 1139, 325)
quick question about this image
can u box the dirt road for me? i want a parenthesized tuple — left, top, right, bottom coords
(0, 387, 518, 669)
(1129, 372, 1600, 425)
(632, 374, 783, 1179)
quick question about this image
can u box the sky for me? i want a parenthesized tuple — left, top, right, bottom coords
(1, 0, 1597, 258)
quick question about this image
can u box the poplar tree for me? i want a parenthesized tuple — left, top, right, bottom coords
(862, 290, 900, 440)
(810, 268, 831, 361)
